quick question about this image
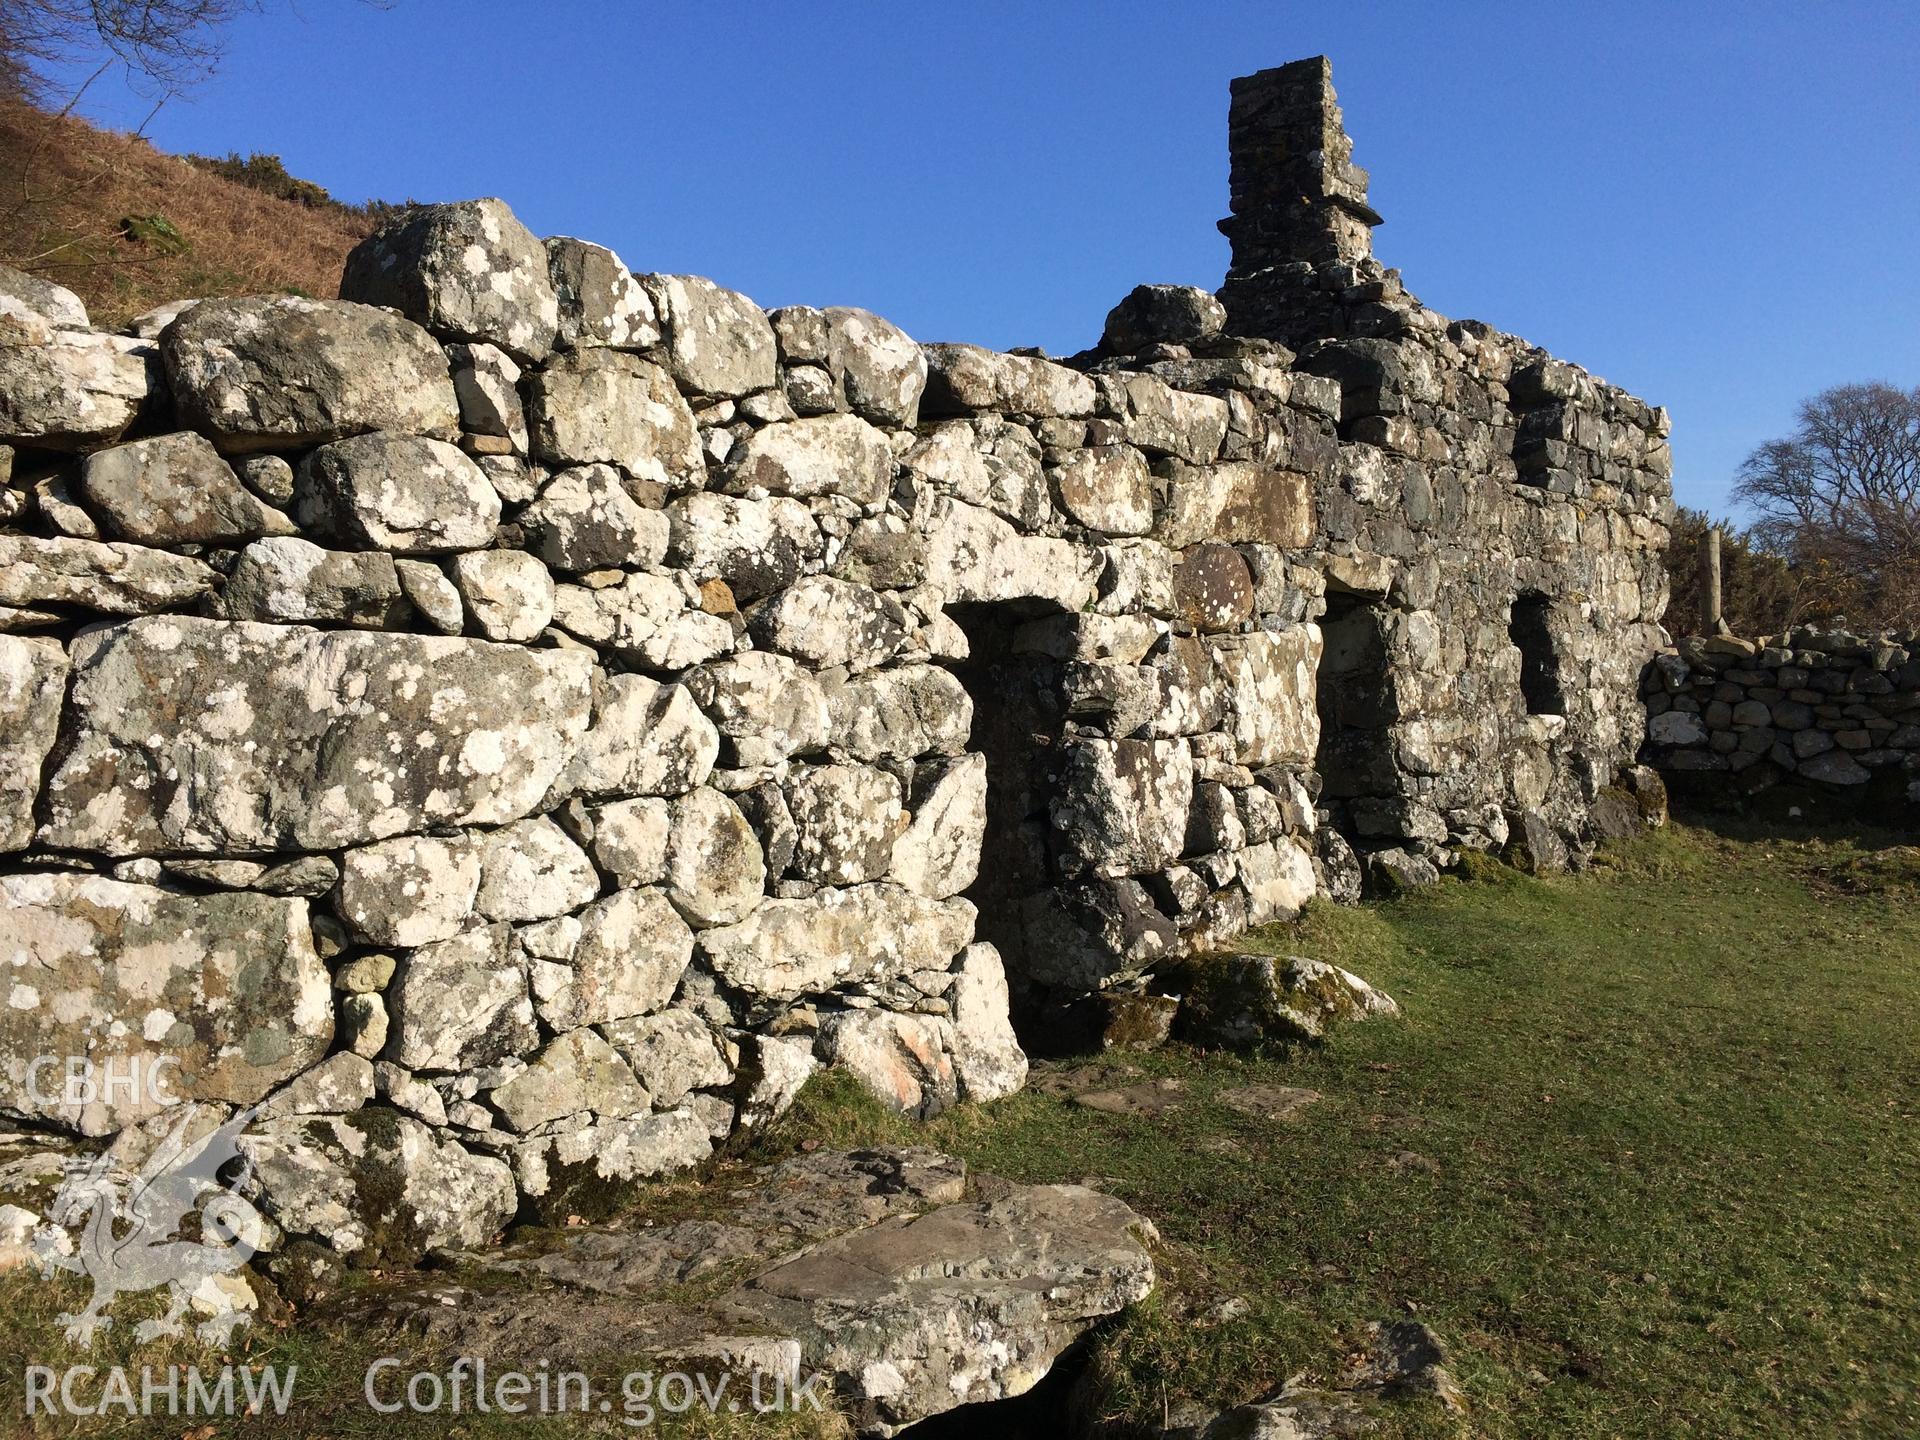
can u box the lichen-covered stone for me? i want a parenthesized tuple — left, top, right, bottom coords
(222, 537, 403, 626)
(641, 273, 778, 398)
(475, 816, 600, 923)
(526, 348, 701, 484)
(41, 617, 592, 854)
(685, 652, 830, 766)
(489, 1029, 650, 1133)
(0, 635, 66, 850)
(0, 331, 155, 448)
(1052, 445, 1154, 535)
(728, 412, 894, 505)
(750, 574, 908, 672)
(664, 491, 822, 601)
(296, 432, 500, 554)
(336, 834, 481, 947)
(663, 787, 766, 927)
(555, 673, 718, 800)
(520, 463, 669, 572)
(0, 534, 215, 614)
(385, 922, 536, 1071)
(449, 549, 555, 642)
(162, 296, 458, 451)
(243, 1110, 515, 1262)
(785, 763, 905, 885)
(81, 431, 293, 545)
(699, 884, 974, 1004)
(0, 875, 330, 1135)
(601, 1010, 732, 1108)
(546, 236, 660, 350)
(342, 198, 560, 361)
(527, 886, 692, 1031)
(817, 1010, 958, 1119)
(889, 753, 987, 898)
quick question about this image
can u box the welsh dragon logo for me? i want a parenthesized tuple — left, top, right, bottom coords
(32, 1106, 264, 1346)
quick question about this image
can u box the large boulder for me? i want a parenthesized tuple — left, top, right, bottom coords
(698, 883, 974, 1004)
(243, 1110, 516, 1263)
(0, 535, 215, 615)
(1178, 953, 1399, 1048)
(80, 431, 293, 545)
(0, 635, 66, 851)
(0, 262, 87, 328)
(295, 432, 500, 554)
(0, 331, 155, 448)
(724, 1181, 1154, 1435)
(384, 923, 536, 1071)
(727, 412, 894, 505)
(39, 617, 593, 854)
(526, 348, 702, 484)
(341, 198, 560, 361)
(545, 236, 660, 350)
(0, 875, 331, 1135)
(162, 297, 458, 451)
(1101, 283, 1227, 352)
(1052, 738, 1194, 877)
(640, 273, 777, 398)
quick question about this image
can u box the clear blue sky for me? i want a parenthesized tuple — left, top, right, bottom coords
(57, 0, 1920, 520)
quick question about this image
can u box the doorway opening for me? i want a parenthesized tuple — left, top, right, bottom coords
(1314, 590, 1400, 835)
(1509, 593, 1566, 716)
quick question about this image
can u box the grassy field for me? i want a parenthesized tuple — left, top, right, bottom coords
(3, 816, 1917, 1437)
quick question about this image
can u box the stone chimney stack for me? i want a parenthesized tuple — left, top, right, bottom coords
(1217, 57, 1386, 344)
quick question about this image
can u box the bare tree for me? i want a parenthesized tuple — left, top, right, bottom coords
(1733, 382, 1920, 632)
(0, 0, 254, 103)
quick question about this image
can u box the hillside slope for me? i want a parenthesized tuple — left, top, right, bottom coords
(0, 95, 376, 326)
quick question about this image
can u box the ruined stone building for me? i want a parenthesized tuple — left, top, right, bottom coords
(0, 59, 1670, 1264)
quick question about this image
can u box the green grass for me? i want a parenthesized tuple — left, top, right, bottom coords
(3, 819, 1917, 1437)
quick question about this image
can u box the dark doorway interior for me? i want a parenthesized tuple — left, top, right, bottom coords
(947, 601, 1067, 1028)
(1509, 592, 1566, 716)
(1314, 589, 1400, 832)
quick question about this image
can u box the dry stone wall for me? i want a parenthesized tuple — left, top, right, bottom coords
(0, 56, 1672, 1262)
(1644, 628, 1920, 811)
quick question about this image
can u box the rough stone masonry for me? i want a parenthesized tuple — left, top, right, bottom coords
(0, 58, 1670, 1260)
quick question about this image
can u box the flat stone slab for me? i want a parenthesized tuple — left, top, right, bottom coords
(1071, 1077, 1187, 1116)
(1217, 1084, 1322, 1121)
(357, 1147, 1155, 1436)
